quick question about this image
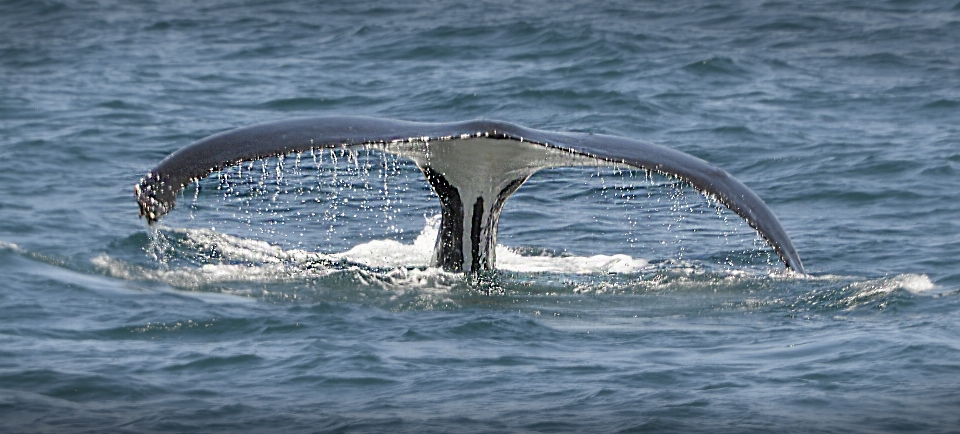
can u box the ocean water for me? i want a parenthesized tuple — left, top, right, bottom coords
(2, 0, 960, 432)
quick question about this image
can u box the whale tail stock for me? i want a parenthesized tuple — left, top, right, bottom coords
(135, 116, 804, 274)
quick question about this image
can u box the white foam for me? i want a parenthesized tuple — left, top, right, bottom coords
(883, 274, 936, 294)
(837, 273, 937, 306)
(92, 254, 333, 288)
(337, 214, 650, 274)
(174, 228, 335, 265)
(335, 215, 437, 268)
(96, 214, 655, 291)
(496, 247, 649, 274)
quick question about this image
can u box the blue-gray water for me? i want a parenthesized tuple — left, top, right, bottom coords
(2, 1, 960, 432)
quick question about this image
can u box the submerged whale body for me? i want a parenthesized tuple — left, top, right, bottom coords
(135, 116, 804, 274)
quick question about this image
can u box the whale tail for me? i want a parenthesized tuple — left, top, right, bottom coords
(135, 116, 804, 274)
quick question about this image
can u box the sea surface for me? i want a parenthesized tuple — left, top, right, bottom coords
(2, 0, 960, 432)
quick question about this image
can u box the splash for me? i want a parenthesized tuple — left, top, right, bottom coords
(95, 214, 654, 290)
(845, 273, 936, 296)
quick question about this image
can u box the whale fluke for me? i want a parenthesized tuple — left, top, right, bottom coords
(136, 116, 804, 274)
